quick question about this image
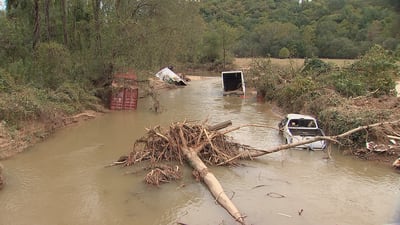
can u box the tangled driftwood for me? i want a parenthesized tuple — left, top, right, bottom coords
(110, 119, 400, 224)
(144, 164, 182, 186)
(111, 120, 250, 223)
(123, 120, 244, 166)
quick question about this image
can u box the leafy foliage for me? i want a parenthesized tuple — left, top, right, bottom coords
(31, 42, 72, 90)
(276, 76, 317, 112)
(0, 0, 206, 126)
(0, 69, 16, 93)
(332, 45, 399, 97)
(301, 58, 333, 74)
(247, 58, 278, 100)
(278, 47, 290, 58)
(199, 0, 399, 58)
(0, 81, 99, 126)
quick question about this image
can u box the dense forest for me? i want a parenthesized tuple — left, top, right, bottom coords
(0, 0, 399, 125)
(200, 0, 400, 59)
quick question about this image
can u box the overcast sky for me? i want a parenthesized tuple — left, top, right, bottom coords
(0, 0, 5, 10)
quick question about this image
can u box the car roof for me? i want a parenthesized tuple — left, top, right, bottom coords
(286, 113, 316, 120)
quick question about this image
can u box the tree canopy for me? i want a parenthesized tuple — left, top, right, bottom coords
(199, 0, 400, 58)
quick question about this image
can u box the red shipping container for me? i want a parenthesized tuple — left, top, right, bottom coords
(122, 88, 138, 110)
(110, 91, 124, 110)
(110, 72, 138, 110)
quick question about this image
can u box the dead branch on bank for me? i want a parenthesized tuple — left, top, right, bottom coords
(0, 163, 4, 190)
(111, 119, 400, 224)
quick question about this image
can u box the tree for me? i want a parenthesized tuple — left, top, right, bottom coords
(212, 21, 239, 69)
(31, 42, 72, 90)
(60, 0, 68, 46)
(278, 47, 290, 58)
(33, 0, 40, 49)
(254, 21, 300, 57)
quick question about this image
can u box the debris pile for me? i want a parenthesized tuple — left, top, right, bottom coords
(111, 120, 249, 224)
(113, 120, 246, 185)
(351, 122, 400, 164)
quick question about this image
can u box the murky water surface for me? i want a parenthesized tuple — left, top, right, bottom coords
(1, 77, 399, 225)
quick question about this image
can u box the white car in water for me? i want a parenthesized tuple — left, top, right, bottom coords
(278, 113, 327, 150)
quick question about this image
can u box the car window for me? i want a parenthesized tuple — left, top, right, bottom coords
(289, 119, 316, 128)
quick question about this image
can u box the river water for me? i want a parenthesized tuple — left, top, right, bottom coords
(0, 77, 399, 225)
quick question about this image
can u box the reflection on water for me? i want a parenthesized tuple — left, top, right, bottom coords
(0, 77, 399, 225)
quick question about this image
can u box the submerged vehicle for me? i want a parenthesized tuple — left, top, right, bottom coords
(278, 113, 327, 150)
(155, 67, 187, 86)
(221, 71, 245, 96)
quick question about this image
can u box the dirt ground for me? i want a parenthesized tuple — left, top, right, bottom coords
(233, 58, 356, 71)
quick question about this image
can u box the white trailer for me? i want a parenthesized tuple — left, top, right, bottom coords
(221, 71, 245, 96)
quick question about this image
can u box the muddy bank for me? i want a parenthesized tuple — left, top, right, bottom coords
(0, 110, 101, 160)
(0, 76, 202, 160)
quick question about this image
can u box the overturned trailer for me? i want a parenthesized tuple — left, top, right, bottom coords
(221, 71, 245, 96)
(155, 67, 187, 86)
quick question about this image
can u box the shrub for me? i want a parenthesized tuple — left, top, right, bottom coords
(0, 69, 16, 93)
(334, 45, 399, 97)
(247, 58, 280, 100)
(278, 47, 290, 58)
(301, 57, 332, 74)
(276, 76, 317, 112)
(30, 42, 73, 90)
(331, 71, 366, 97)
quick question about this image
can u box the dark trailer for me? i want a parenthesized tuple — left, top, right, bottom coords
(221, 71, 245, 96)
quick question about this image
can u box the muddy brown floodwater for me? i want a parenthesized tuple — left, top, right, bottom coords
(0, 77, 399, 225)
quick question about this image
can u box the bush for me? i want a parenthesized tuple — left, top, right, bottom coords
(318, 107, 392, 146)
(331, 71, 366, 97)
(0, 80, 99, 127)
(338, 45, 398, 97)
(278, 47, 290, 58)
(301, 57, 333, 75)
(0, 69, 16, 93)
(247, 58, 282, 100)
(30, 42, 73, 90)
(276, 76, 317, 112)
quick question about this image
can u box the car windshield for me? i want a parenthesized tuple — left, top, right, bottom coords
(288, 119, 316, 128)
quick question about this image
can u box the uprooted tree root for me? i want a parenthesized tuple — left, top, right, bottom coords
(111, 120, 253, 224)
(113, 121, 249, 184)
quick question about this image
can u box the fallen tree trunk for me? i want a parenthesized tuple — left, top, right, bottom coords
(208, 120, 232, 131)
(0, 163, 4, 190)
(178, 128, 246, 224)
(230, 119, 400, 160)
